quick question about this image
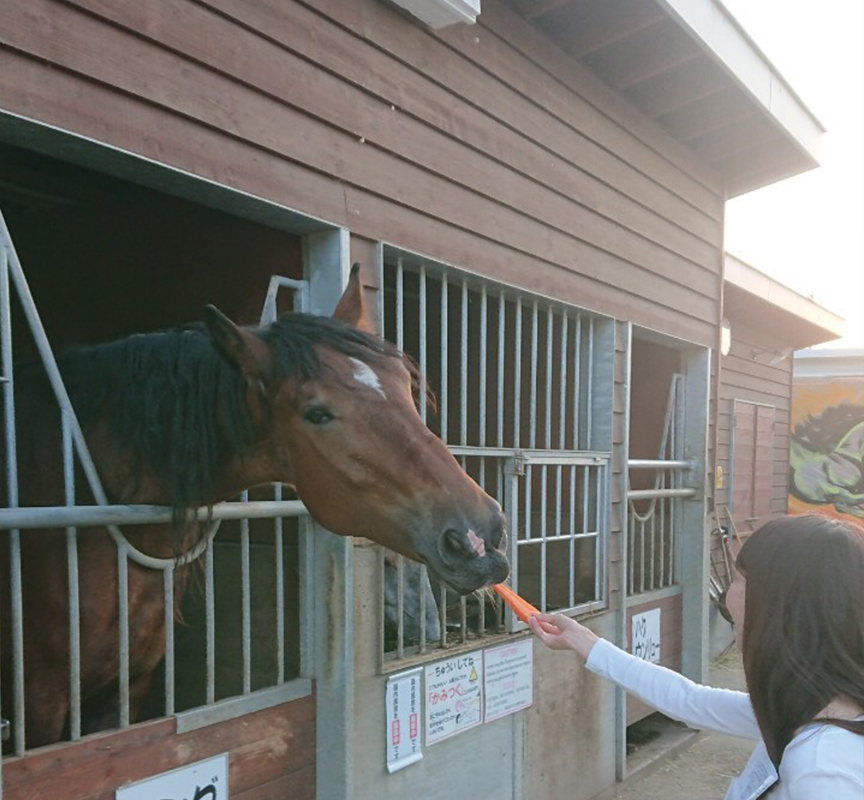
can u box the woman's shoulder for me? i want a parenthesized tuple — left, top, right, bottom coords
(780, 724, 864, 794)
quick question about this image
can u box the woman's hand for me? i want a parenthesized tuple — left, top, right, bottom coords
(528, 613, 600, 660)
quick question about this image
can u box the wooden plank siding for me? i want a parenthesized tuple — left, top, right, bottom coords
(2, 696, 316, 800)
(0, 0, 724, 346)
(716, 326, 793, 534)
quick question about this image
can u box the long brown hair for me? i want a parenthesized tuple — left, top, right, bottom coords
(737, 513, 864, 766)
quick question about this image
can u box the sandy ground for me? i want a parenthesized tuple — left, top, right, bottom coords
(613, 648, 752, 800)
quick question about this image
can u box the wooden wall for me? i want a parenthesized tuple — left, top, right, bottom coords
(0, 0, 724, 345)
(716, 320, 793, 534)
(2, 696, 315, 800)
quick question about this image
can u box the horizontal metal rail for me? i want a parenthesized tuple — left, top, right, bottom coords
(628, 459, 692, 470)
(0, 500, 307, 531)
(627, 488, 696, 501)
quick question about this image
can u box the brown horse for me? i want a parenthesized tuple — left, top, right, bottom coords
(0, 265, 508, 750)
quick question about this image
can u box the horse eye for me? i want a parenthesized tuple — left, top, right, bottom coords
(303, 406, 334, 426)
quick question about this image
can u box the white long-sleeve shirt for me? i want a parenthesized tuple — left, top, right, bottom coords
(586, 638, 864, 800)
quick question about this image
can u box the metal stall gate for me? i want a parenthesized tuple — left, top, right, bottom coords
(0, 208, 313, 797)
(379, 249, 614, 668)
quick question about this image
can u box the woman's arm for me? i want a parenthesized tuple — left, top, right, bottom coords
(529, 614, 761, 740)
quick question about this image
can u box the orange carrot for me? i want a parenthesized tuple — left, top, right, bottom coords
(493, 583, 539, 623)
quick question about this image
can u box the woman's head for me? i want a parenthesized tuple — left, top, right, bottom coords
(734, 513, 864, 764)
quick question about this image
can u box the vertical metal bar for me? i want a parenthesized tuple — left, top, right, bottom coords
(661, 475, 669, 587)
(595, 465, 603, 601)
(640, 518, 646, 594)
(587, 318, 595, 450)
(559, 314, 568, 449)
(205, 536, 216, 704)
(396, 258, 404, 351)
(1, 245, 25, 755)
(164, 567, 175, 716)
(241, 493, 251, 694)
(649, 499, 657, 590)
(419, 264, 427, 424)
(573, 316, 582, 450)
(275, 484, 285, 683)
(479, 285, 487, 447)
(118, 542, 130, 727)
(529, 301, 538, 449)
(440, 273, 448, 443)
(545, 307, 553, 449)
(513, 297, 522, 448)
(460, 280, 468, 446)
(460, 596, 468, 644)
(524, 465, 532, 546)
(540, 465, 547, 611)
(628, 512, 635, 595)
(419, 563, 428, 654)
(396, 555, 405, 660)
(497, 293, 505, 448)
(62, 412, 82, 741)
(439, 583, 448, 650)
(569, 465, 576, 608)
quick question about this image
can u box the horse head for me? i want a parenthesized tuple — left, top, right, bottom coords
(205, 265, 509, 594)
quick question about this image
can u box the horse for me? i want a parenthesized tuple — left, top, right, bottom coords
(0, 265, 509, 750)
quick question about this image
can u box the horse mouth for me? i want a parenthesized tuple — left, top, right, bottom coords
(420, 549, 510, 596)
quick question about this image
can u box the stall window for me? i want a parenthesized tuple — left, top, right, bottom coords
(731, 400, 776, 526)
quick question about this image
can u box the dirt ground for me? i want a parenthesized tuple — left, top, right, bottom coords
(613, 648, 752, 800)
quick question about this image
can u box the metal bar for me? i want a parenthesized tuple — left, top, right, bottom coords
(573, 315, 582, 449)
(440, 273, 448, 443)
(241, 492, 252, 694)
(628, 514, 635, 595)
(529, 301, 538, 449)
(419, 265, 427, 424)
(460, 596, 468, 644)
(396, 555, 405, 660)
(596, 465, 603, 601)
(559, 313, 568, 449)
(497, 292, 505, 448)
(419, 563, 428, 654)
(639, 519, 646, 594)
(587, 318, 594, 450)
(274, 485, 285, 684)
(545, 307, 553, 449)
(540, 465, 547, 611)
(628, 459, 693, 470)
(479, 286, 487, 447)
(0, 499, 308, 530)
(63, 411, 82, 740)
(659, 472, 666, 588)
(206, 537, 216, 704)
(1, 242, 25, 754)
(513, 297, 522, 448)
(524, 465, 532, 545)
(569, 464, 576, 607)
(460, 280, 468, 446)
(649, 501, 656, 590)
(396, 258, 404, 351)
(438, 583, 448, 650)
(518, 531, 598, 546)
(627, 488, 696, 501)
(118, 542, 130, 728)
(164, 566, 175, 716)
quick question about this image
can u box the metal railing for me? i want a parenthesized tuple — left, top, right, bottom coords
(626, 374, 695, 594)
(0, 208, 310, 769)
(381, 253, 613, 666)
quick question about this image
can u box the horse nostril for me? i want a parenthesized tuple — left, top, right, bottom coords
(440, 529, 477, 563)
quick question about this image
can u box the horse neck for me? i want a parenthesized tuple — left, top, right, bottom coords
(213, 441, 294, 502)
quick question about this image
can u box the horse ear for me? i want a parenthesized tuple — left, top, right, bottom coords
(331, 263, 374, 332)
(204, 305, 272, 381)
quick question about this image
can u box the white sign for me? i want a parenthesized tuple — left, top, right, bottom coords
(425, 650, 483, 744)
(116, 753, 227, 800)
(483, 638, 533, 722)
(631, 608, 661, 663)
(386, 668, 423, 773)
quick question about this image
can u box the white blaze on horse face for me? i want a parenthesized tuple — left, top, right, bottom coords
(348, 357, 387, 400)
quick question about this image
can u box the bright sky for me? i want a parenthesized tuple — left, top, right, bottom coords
(721, 0, 864, 349)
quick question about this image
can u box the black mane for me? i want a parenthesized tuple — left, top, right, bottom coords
(24, 313, 400, 519)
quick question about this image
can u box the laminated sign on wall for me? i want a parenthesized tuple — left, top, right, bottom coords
(425, 650, 483, 744)
(386, 668, 423, 773)
(483, 638, 533, 722)
(116, 754, 227, 800)
(631, 608, 661, 663)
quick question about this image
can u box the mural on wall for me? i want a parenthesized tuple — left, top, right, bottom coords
(789, 376, 864, 520)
